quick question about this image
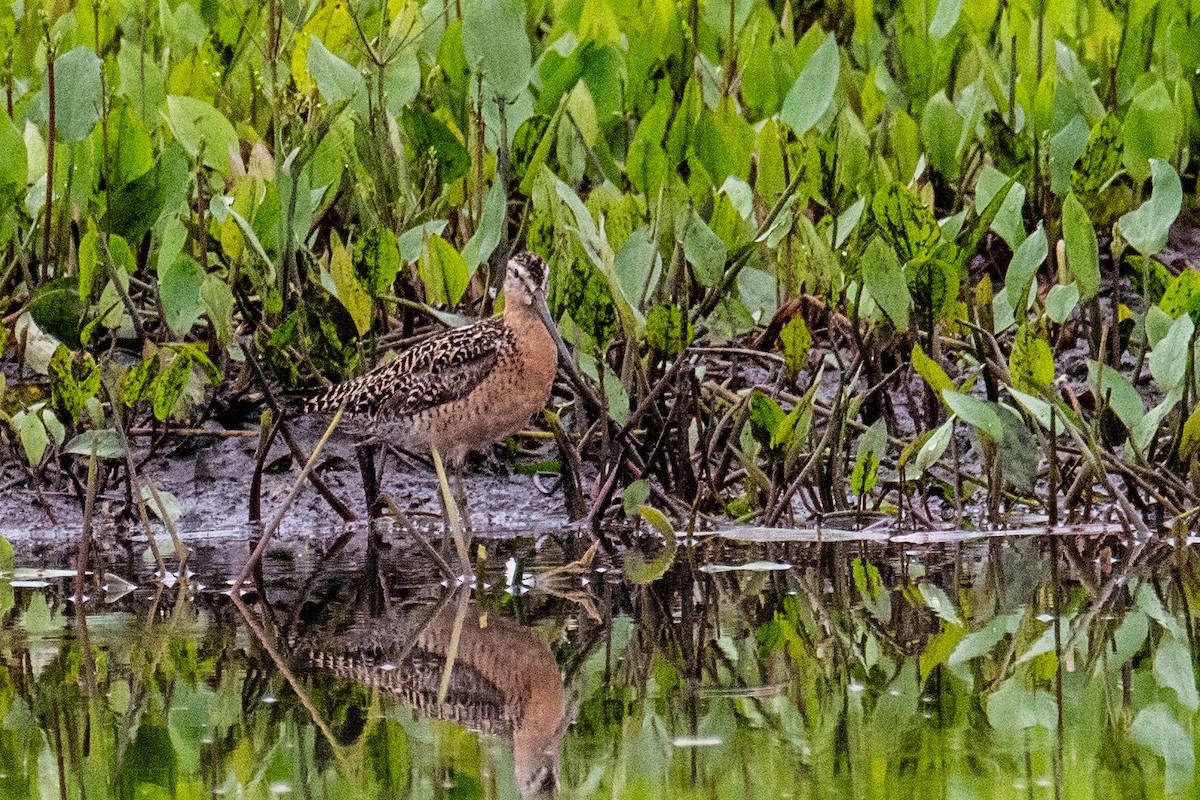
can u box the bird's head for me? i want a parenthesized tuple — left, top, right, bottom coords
(503, 251, 549, 309)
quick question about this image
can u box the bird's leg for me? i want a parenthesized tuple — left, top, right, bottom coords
(453, 466, 473, 537)
(431, 446, 471, 573)
(356, 443, 380, 520)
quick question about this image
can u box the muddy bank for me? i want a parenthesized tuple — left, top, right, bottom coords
(0, 413, 572, 546)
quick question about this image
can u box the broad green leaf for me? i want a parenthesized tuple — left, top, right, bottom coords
(329, 241, 373, 335)
(1062, 193, 1100, 301)
(401, 106, 470, 185)
(64, 429, 127, 459)
(120, 356, 159, 407)
(851, 419, 887, 497)
(159, 254, 206, 336)
(1088, 361, 1143, 428)
(920, 92, 964, 181)
(1180, 405, 1200, 460)
(153, 348, 195, 420)
(912, 343, 953, 397)
(1160, 270, 1200, 321)
(462, 0, 531, 99)
(1132, 704, 1195, 794)
(873, 183, 940, 263)
(306, 34, 367, 118)
(30, 278, 87, 350)
(353, 228, 402, 296)
(1044, 282, 1079, 323)
(906, 255, 957, 324)
(141, 484, 183, 523)
(780, 33, 839, 138)
(1118, 159, 1183, 257)
(778, 316, 812, 382)
(1009, 325, 1054, 393)
(1071, 114, 1122, 199)
(861, 236, 910, 331)
(1153, 639, 1199, 712)
(679, 209, 727, 287)
(166, 96, 239, 176)
(918, 582, 961, 625)
(1004, 223, 1047, 314)
(420, 235, 469, 306)
(47, 345, 98, 424)
(913, 417, 954, 474)
(200, 274, 234, 346)
(0, 108, 27, 194)
(748, 389, 785, 449)
(645, 304, 692, 357)
(1149, 314, 1193, 392)
(13, 409, 50, 465)
(461, 178, 505, 271)
(1123, 82, 1182, 181)
(928, 0, 962, 37)
(36, 46, 103, 141)
(987, 683, 1057, 732)
(943, 390, 1003, 441)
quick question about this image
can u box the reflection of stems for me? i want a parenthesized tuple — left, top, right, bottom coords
(231, 594, 352, 773)
(437, 587, 472, 703)
(232, 405, 345, 592)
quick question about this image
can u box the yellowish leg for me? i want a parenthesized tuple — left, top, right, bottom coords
(431, 446, 471, 572)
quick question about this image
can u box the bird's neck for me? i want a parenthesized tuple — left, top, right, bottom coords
(503, 299, 546, 332)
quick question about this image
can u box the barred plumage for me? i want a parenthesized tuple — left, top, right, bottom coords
(304, 251, 559, 467)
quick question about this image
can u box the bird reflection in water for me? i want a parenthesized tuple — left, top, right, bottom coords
(305, 597, 568, 796)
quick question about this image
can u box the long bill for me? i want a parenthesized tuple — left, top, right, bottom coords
(534, 295, 606, 418)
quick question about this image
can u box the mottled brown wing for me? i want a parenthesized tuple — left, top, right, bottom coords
(305, 318, 515, 418)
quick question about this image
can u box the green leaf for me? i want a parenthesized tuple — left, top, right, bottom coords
(1123, 82, 1182, 181)
(159, 254, 206, 336)
(153, 348, 195, 420)
(12, 409, 50, 465)
(1132, 704, 1195, 794)
(625, 505, 677, 584)
(920, 92, 964, 181)
(119, 356, 159, 407)
(1071, 114, 1122, 200)
(353, 227, 402, 297)
(679, 209, 727, 287)
(30, 278, 87, 350)
(906, 255, 957, 324)
(1009, 325, 1054, 393)
(102, 157, 167, 242)
(851, 420, 887, 497)
(166, 95, 239, 176)
(1149, 314, 1193, 392)
(48, 344, 88, 424)
(419, 235, 469, 306)
(1117, 159, 1183, 257)
(1153, 638, 1199, 712)
(1088, 361, 1143, 429)
(462, 0, 531, 99)
(0, 108, 28, 195)
(748, 389, 785, 449)
(64, 429, 127, 459)
(918, 582, 961, 625)
(780, 32, 839, 138)
(460, 177, 505, 271)
(1044, 282, 1079, 323)
(861, 236, 910, 331)
(1004, 223, 1048, 315)
(872, 183, 940, 263)
(329, 240, 373, 334)
(778, 316, 812, 382)
(37, 46, 103, 141)
(401, 106, 470, 185)
(928, 0, 962, 37)
(645, 304, 692, 357)
(943, 390, 1003, 441)
(200, 274, 234, 346)
(912, 343, 953, 397)
(1062, 193, 1100, 301)
(982, 110, 1032, 181)
(308, 35, 367, 114)
(1180, 405, 1200, 460)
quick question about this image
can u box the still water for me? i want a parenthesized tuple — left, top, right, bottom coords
(0, 523, 1195, 799)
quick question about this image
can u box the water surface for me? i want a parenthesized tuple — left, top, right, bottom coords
(0, 524, 1194, 798)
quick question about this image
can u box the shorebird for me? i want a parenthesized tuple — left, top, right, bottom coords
(305, 251, 560, 533)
